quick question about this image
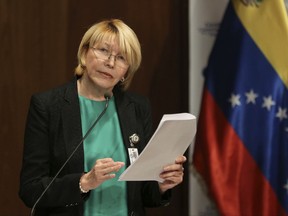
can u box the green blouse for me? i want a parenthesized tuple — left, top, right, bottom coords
(79, 95, 128, 216)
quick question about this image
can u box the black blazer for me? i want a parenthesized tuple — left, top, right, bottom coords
(19, 78, 171, 216)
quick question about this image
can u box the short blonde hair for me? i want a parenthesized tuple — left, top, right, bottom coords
(75, 19, 142, 90)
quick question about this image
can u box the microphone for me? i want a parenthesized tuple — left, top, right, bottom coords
(30, 94, 111, 216)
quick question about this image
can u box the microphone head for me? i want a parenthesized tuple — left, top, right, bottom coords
(104, 93, 112, 100)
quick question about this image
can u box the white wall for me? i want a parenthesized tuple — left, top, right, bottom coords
(188, 0, 228, 215)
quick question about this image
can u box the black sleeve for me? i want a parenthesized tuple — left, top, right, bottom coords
(142, 181, 172, 207)
(19, 95, 85, 208)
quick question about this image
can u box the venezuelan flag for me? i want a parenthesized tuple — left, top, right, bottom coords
(193, 0, 288, 215)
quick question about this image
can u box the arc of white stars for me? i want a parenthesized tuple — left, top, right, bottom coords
(245, 89, 258, 104)
(276, 107, 288, 121)
(229, 93, 241, 108)
(262, 95, 276, 111)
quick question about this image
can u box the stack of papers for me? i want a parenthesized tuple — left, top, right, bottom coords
(119, 113, 197, 182)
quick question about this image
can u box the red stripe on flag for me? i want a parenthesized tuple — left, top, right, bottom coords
(193, 88, 286, 216)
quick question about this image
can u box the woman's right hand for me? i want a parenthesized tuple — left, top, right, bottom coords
(79, 158, 125, 191)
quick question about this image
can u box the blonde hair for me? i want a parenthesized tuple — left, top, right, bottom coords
(75, 19, 142, 90)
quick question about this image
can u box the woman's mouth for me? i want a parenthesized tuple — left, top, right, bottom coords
(99, 71, 113, 79)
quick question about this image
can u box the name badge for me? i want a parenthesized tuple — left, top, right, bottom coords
(128, 148, 139, 164)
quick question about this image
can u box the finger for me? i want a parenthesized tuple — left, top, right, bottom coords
(175, 155, 187, 164)
(163, 163, 183, 172)
(92, 168, 117, 179)
(102, 173, 116, 180)
(95, 160, 123, 170)
(163, 177, 183, 186)
(161, 174, 183, 184)
(96, 158, 114, 164)
(160, 170, 183, 179)
(102, 162, 125, 174)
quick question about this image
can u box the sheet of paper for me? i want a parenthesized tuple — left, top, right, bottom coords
(118, 113, 197, 182)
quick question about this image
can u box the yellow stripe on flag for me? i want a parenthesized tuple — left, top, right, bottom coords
(233, 0, 288, 88)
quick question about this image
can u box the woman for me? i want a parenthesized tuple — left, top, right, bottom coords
(19, 19, 186, 216)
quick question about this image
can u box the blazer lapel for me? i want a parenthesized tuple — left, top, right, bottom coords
(61, 79, 84, 172)
(114, 89, 138, 151)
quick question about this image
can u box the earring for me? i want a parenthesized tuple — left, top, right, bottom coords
(120, 77, 125, 82)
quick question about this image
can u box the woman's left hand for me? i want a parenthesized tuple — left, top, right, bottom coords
(158, 155, 187, 193)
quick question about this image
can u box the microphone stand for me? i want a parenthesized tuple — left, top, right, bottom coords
(30, 95, 110, 216)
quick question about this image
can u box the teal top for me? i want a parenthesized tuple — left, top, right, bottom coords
(79, 95, 128, 216)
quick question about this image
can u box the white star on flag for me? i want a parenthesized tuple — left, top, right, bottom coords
(284, 180, 288, 193)
(276, 107, 288, 121)
(262, 95, 276, 111)
(229, 93, 241, 107)
(245, 89, 258, 104)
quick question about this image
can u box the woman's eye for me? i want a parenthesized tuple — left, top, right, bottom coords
(117, 55, 125, 61)
(99, 48, 109, 54)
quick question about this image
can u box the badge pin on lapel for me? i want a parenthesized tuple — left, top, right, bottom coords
(128, 133, 140, 164)
(129, 133, 140, 147)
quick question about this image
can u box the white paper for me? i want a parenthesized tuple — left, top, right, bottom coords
(118, 113, 197, 182)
